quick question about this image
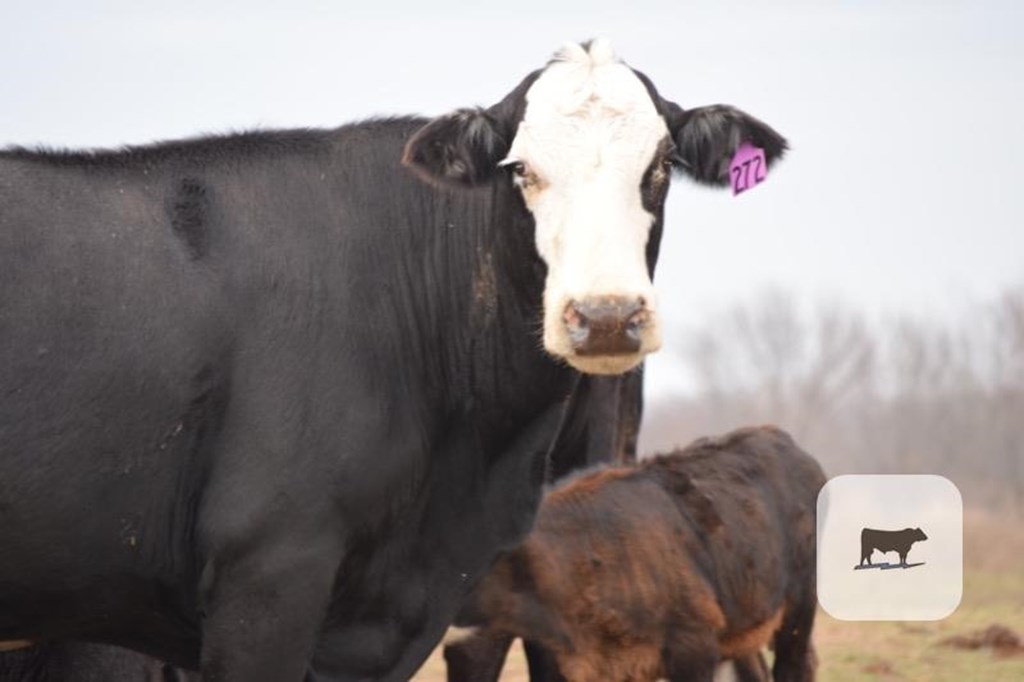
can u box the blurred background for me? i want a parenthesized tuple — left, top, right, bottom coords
(3, 1, 1021, 678)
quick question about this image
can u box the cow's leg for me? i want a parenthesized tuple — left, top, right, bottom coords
(771, 598, 817, 682)
(523, 639, 566, 682)
(898, 552, 907, 567)
(443, 629, 514, 682)
(441, 633, 564, 682)
(198, 541, 338, 682)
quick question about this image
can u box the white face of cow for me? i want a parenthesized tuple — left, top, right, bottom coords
(505, 42, 666, 374)
(403, 40, 788, 376)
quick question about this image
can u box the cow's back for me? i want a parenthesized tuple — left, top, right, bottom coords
(548, 425, 825, 632)
(650, 426, 826, 636)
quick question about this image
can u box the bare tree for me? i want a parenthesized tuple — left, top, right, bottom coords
(642, 285, 1024, 511)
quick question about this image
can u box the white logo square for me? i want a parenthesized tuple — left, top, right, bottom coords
(817, 474, 962, 620)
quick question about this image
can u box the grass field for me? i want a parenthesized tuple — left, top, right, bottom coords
(411, 509, 1024, 681)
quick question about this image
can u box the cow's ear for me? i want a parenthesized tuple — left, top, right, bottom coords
(666, 103, 787, 187)
(403, 108, 510, 188)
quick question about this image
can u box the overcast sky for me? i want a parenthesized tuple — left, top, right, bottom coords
(3, 1, 1021, 398)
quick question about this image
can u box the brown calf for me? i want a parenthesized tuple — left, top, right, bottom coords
(457, 426, 825, 682)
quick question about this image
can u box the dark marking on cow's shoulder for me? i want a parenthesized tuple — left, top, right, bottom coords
(645, 457, 724, 535)
(168, 178, 210, 260)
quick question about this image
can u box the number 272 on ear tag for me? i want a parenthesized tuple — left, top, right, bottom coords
(730, 143, 767, 196)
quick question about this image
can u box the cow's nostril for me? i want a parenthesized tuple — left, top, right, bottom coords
(626, 309, 646, 331)
(564, 302, 592, 348)
(563, 303, 587, 330)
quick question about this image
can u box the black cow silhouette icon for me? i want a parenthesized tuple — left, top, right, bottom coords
(856, 527, 928, 570)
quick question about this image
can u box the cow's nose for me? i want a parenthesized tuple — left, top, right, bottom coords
(563, 296, 648, 356)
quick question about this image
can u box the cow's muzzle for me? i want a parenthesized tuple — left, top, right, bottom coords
(563, 296, 648, 356)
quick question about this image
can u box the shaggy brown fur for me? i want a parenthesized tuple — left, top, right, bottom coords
(461, 426, 825, 682)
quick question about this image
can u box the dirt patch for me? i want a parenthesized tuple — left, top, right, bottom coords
(940, 624, 1024, 658)
(862, 659, 900, 677)
(963, 510, 1024, 572)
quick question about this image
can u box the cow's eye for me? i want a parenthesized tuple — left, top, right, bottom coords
(501, 159, 541, 189)
(500, 158, 529, 178)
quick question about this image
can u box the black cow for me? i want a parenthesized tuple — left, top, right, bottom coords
(859, 527, 928, 567)
(0, 40, 786, 681)
(455, 427, 825, 682)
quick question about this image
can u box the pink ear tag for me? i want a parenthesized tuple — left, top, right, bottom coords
(729, 143, 767, 196)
